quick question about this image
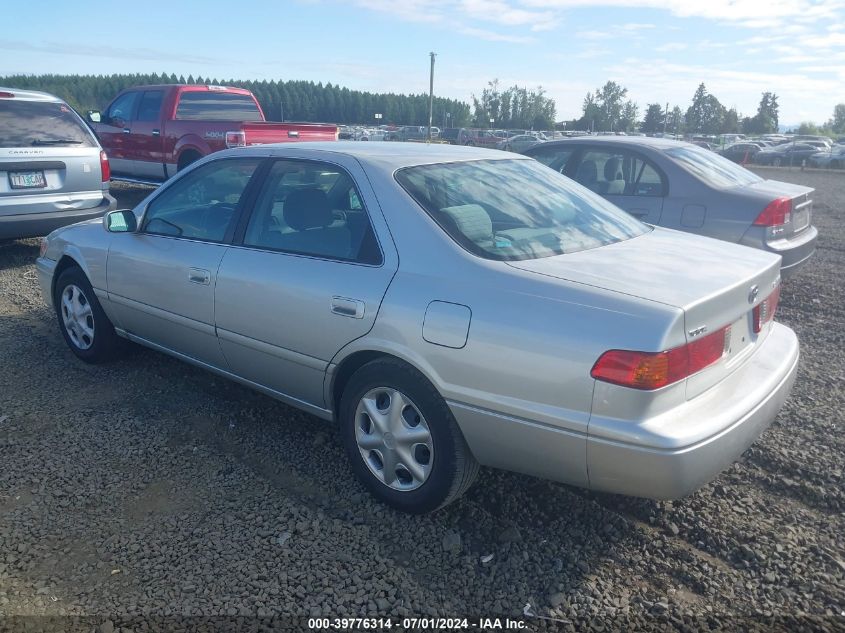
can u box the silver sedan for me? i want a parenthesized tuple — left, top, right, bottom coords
(524, 137, 818, 277)
(37, 143, 799, 513)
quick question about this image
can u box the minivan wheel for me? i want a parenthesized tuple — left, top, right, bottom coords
(339, 358, 479, 513)
(54, 267, 124, 363)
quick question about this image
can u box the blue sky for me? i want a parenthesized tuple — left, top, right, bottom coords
(2, 0, 843, 125)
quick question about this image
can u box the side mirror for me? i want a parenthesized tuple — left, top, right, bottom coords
(104, 209, 137, 233)
(87, 110, 102, 123)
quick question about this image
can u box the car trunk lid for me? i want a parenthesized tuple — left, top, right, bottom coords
(507, 228, 782, 399)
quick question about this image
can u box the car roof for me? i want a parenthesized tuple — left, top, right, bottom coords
(534, 136, 697, 150)
(0, 87, 64, 102)
(224, 141, 523, 169)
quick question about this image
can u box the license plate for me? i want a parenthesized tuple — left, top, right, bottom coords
(793, 207, 810, 231)
(9, 170, 46, 189)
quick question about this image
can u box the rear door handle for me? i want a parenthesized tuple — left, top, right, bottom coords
(122, 128, 131, 134)
(188, 268, 210, 285)
(331, 296, 365, 319)
(152, 129, 160, 136)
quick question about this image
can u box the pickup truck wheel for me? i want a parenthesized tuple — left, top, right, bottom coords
(54, 267, 125, 363)
(340, 358, 479, 513)
(177, 151, 202, 172)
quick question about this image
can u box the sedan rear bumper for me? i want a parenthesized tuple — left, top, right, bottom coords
(586, 322, 799, 499)
(0, 194, 115, 240)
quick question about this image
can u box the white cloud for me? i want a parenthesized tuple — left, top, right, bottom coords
(656, 42, 687, 52)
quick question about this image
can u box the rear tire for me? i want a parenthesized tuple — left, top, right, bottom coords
(54, 267, 125, 363)
(177, 151, 202, 172)
(339, 358, 479, 513)
(773, 157, 782, 167)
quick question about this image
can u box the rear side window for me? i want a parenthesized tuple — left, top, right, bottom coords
(0, 100, 95, 147)
(142, 158, 260, 242)
(573, 149, 665, 197)
(136, 91, 164, 122)
(175, 92, 263, 121)
(666, 145, 762, 188)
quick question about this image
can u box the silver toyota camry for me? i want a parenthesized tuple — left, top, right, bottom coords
(36, 142, 799, 513)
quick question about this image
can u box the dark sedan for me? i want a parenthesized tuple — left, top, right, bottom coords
(754, 143, 820, 167)
(718, 142, 762, 164)
(807, 147, 845, 169)
(524, 137, 817, 278)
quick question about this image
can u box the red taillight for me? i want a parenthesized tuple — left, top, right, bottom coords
(225, 131, 246, 148)
(591, 326, 730, 390)
(0, 92, 14, 98)
(99, 150, 110, 182)
(754, 197, 792, 226)
(753, 286, 780, 333)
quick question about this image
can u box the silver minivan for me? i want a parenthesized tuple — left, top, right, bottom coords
(0, 87, 115, 240)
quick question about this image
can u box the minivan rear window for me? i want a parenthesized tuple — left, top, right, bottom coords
(174, 92, 263, 121)
(0, 100, 95, 147)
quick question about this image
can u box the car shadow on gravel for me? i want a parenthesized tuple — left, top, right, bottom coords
(0, 240, 39, 271)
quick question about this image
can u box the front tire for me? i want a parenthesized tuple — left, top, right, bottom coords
(339, 358, 479, 513)
(54, 267, 124, 363)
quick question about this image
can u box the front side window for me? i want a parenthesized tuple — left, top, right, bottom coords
(573, 149, 665, 197)
(665, 145, 762, 188)
(0, 100, 95, 147)
(395, 158, 649, 262)
(142, 158, 260, 242)
(174, 91, 262, 121)
(106, 92, 138, 125)
(243, 160, 381, 264)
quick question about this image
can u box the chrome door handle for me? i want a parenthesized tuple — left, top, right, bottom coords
(122, 128, 131, 134)
(331, 296, 365, 319)
(152, 129, 160, 136)
(188, 268, 210, 285)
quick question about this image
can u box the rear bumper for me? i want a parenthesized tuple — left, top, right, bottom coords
(0, 194, 115, 239)
(740, 225, 818, 279)
(586, 322, 799, 499)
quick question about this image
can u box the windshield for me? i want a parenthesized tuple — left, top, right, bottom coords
(395, 158, 650, 261)
(0, 100, 95, 147)
(665, 145, 762, 188)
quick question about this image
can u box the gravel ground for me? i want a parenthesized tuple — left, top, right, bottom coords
(0, 173, 843, 632)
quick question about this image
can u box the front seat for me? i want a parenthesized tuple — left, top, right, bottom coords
(439, 204, 494, 251)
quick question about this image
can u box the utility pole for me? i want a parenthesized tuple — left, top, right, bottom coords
(428, 52, 436, 142)
(663, 102, 668, 136)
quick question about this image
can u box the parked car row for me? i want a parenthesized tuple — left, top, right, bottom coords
(2, 86, 816, 514)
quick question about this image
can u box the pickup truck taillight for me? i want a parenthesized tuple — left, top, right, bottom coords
(225, 131, 246, 148)
(591, 325, 731, 390)
(100, 150, 110, 182)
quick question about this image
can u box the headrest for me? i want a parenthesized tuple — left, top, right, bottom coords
(575, 160, 598, 183)
(604, 156, 623, 181)
(283, 188, 332, 231)
(440, 204, 493, 243)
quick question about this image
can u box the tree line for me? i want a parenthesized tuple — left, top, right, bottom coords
(0, 72, 472, 127)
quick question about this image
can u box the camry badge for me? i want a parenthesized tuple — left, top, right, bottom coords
(688, 325, 708, 338)
(748, 285, 759, 304)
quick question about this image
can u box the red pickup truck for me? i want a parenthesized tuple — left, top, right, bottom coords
(89, 84, 338, 183)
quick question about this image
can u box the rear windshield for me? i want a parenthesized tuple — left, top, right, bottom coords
(174, 92, 263, 121)
(395, 159, 649, 261)
(0, 100, 95, 147)
(665, 145, 762, 188)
